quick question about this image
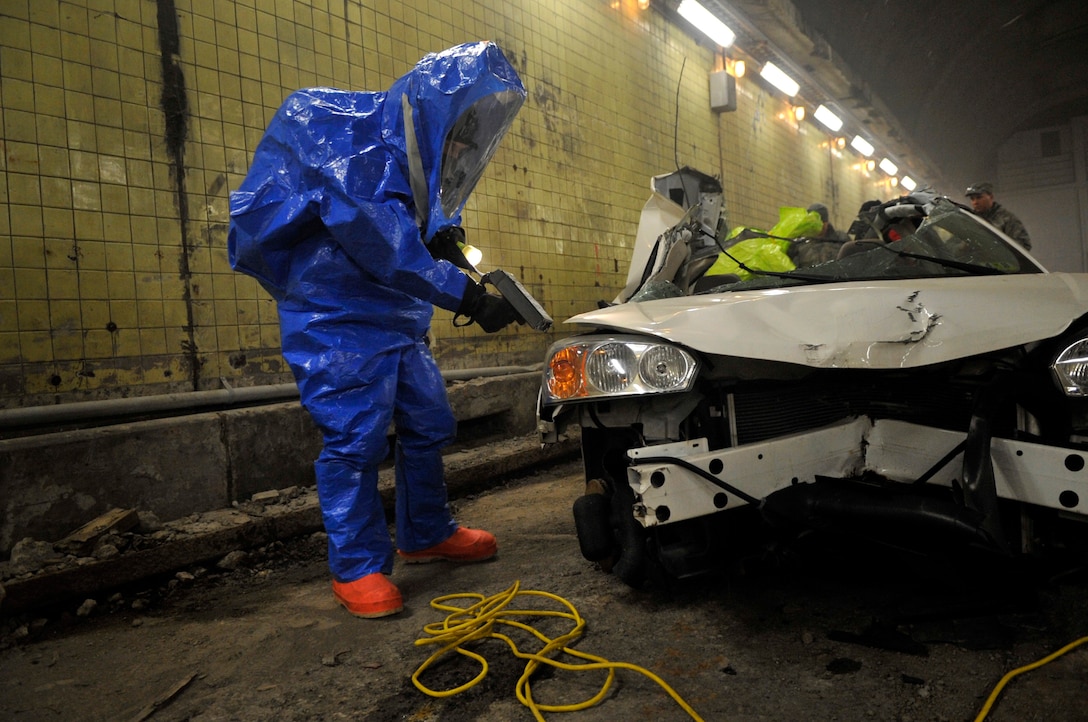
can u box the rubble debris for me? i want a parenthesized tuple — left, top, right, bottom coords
(138, 511, 163, 533)
(9, 538, 67, 571)
(321, 650, 352, 667)
(0, 499, 324, 617)
(93, 536, 122, 560)
(217, 550, 250, 571)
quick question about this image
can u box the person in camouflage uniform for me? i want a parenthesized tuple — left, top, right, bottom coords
(789, 202, 848, 267)
(965, 182, 1032, 250)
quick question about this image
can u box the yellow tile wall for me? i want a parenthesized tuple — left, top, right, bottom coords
(0, 0, 906, 409)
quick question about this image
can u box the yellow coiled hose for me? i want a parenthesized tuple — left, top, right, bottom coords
(411, 580, 704, 721)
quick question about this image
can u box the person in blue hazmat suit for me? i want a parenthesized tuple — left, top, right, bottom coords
(227, 42, 526, 618)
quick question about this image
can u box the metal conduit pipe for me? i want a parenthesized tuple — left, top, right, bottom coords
(0, 364, 543, 430)
(442, 364, 541, 381)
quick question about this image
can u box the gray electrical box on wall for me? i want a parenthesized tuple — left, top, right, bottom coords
(709, 70, 737, 113)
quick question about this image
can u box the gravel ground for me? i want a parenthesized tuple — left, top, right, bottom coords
(1, 459, 1086, 721)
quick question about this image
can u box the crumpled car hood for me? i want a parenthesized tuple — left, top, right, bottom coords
(566, 274, 1088, 369)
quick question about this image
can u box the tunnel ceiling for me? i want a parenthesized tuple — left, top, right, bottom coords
(719, 0, 1088, 193)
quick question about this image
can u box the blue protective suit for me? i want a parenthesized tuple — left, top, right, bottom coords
(227, 42, 526, 582)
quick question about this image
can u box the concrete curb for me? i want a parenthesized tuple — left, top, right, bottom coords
(1, 372, 547, 558)
(0, 433, 579, 616)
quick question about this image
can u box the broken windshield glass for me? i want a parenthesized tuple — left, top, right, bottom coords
(693, 199, 1037, 294)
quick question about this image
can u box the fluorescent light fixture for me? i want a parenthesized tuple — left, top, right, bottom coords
(759, 61, 799, 97)
(879, 158, 898, 176)
(813, 104, 843, 132)
(901, 176, 917, 191)
(677, 0, 736, 48)
(850, 135, 874, 157)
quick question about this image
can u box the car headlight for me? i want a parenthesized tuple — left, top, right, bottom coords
(543, 336, 698, 404)
(1053, 338, 1088, 396)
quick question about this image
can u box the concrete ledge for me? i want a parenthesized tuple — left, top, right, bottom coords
(0, 372, 545, 558)
(0, 433, 579, 616)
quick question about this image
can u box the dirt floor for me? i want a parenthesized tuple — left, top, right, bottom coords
(1, 459, 1087, 721)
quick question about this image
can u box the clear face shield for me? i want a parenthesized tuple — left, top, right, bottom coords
(439, 90, 523, 218)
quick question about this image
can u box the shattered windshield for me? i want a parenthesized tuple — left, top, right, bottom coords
(695, 198, 1039, 293)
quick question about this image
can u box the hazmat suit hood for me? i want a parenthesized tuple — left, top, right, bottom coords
(228, 41, 525, 314)
(384, 41, 526, 242)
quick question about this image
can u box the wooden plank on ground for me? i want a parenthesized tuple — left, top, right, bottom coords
(56, 508, 140, 552)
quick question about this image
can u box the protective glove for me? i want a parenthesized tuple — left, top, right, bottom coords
(472, 294, 519, 333)
(428, 226, 473, 271)
(458, 281, 519, 333)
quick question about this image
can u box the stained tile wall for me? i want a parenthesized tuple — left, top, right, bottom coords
(0, 0, 896, 408)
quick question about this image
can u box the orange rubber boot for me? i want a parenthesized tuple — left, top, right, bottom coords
(397, 527, 497, 564)
(331, 573, 404, 618)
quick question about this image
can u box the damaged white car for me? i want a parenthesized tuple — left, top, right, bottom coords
(538, 168, 1088, 586)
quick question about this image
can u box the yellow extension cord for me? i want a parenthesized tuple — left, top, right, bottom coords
(973, 634, 1088, 722)
(410, 579, 1084, 722)
(411, 580, 704, 721)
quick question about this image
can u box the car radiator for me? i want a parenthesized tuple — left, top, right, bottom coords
(730, 379, 980, 446)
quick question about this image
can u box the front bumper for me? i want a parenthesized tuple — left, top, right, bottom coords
(626, 417, 1088, 528)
